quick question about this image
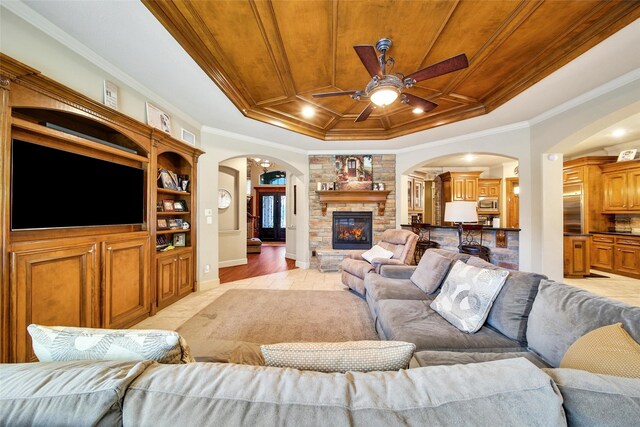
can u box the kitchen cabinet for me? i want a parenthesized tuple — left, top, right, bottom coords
(478, 179, 501, 198)
(601, 159, 640, 213)
(440, 171, 481, 203)
(590, 233, 640, 278)
(564, 235, 591, 277)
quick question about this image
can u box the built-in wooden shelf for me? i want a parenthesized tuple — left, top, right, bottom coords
(157, 211, 191, 216)
(317, 190, 391, 216)
(157, 188, 191, 196)
(156, 229, 191, 235)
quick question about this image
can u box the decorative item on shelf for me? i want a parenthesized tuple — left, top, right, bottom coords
(156, 235, 171, 250)
(103, 80, 118, 109)
(162, 199, 175, 212)
(617, 149, 637, 162)
(158, 168, 177, 190)
(173, 233, 186, 247)
(327, 182, 335, 190)
(175, 219, 184, 229)
(146, 102, 171, 134)
(156, 201, 163, 212)
(157, 219, 169, 230)
(180, 175, 189, 192)
(218, 188, 232, 209)
(173, 200, 185, 212)
(182, 221, 190, 230)
(168, 219, 179, 229)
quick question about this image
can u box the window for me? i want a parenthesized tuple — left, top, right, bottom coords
(260, 171, 286, 185)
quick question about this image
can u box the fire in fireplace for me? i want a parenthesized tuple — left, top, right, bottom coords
(332, 211, 373, 250)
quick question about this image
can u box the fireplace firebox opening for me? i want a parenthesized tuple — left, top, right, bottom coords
(332, 211, 373, 250)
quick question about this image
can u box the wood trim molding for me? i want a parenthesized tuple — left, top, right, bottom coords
(317, 190, 391, 216)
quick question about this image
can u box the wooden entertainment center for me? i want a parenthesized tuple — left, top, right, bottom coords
(0, 55, 203, 362)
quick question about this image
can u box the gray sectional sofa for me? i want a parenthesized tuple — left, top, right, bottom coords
(1, 248, 639, 426)
(365, 249, 640, 370)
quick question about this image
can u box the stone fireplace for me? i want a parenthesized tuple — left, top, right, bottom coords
(332, 211, 373, 250)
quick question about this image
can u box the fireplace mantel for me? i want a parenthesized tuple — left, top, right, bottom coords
(317, 190, 391, 216)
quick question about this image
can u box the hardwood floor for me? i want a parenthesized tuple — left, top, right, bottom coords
(219, 243, 296, 284)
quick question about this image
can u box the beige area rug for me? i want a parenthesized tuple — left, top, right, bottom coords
(177, 289, 378, 363)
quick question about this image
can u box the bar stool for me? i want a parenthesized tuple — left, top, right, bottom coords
(458, 224, 490, 262)
(411, 222, 439, 264)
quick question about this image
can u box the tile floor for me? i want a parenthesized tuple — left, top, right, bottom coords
(134, 267, 639, 330)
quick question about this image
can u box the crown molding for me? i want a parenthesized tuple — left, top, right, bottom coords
(528, 68, 640, 126)
(2, 0, 201, 130)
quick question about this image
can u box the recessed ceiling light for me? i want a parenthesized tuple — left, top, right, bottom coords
(302, 106, 315, 118)
(412, 107, 424, 114)
(612, 128, 626, 138)
(464, 154, 475, 162)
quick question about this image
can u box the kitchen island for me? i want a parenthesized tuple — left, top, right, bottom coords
(401, 225, 520, 269)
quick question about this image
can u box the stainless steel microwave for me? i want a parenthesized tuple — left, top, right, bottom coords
(478, 198, 499, 211)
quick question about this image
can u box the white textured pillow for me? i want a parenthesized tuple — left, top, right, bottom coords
(260, 340, 415, 373)
(27, 324, 195, 364)
(430, 261, 509, 333)
(361, 244, 394, 264)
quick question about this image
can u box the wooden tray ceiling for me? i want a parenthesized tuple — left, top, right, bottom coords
(142, 1, 639, 141)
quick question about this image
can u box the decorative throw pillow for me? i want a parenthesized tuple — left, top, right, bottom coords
(560, 323, 640, 378)
(361, 244, 394, 264)
(410, 250, 454, 294)
(27, 324, 195, 364)
(430, 261, 509, 333)
(260, 340, 415, 373)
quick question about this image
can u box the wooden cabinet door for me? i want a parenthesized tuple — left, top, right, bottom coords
(487, 185, 500, 197)
(591, 243, 614, 270)
(563, 168, 583, 183)
(563, 236, 590, 277)
(10, 243, 97, 362)
(464, 178, 478, 201)
(602, 172, 627, 211)
(452, 178, 465, 201)
(102, 237, 149, 328)
(156, 254, 178, 309)
(627, 170, 640, 211)
(478, 185, 489, 197)
(177, 251, 194, 296)
(614, 246, 640, 275)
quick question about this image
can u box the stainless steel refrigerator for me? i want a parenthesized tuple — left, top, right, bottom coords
(563, 184, 583, 233)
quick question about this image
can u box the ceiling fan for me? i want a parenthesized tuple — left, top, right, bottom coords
(312, 38, 469, 122)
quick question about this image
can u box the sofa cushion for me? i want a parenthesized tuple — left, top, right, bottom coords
(341, 257, 375, 278)
(260, 340, 415, 373)
(0, 360, 150, 426)
(544, 368, 640, 427)
(361, 244, 394, 264)
(365, 273, 431, 324)
(427, 248, 472, 262)
(560, 323, 640, 378)
(465, 256, 546, 343)
(27, 324, 195, 364)
(376, 299, 525, 352)
(410, 250, 454, 294)
(430, 261, 509, 333)
(526, 280, 640, 367)
(413, 351, 548, 369)
(123, 359, 565, 426)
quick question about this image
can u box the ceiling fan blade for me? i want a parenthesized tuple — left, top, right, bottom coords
(312, 90, 359, 98)
(405, 53, 469, 83)
(355, 103, 375, 122)
(403, 93, 438, 112)
(353, 45, 382, 78)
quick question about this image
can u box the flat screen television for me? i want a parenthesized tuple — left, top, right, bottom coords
(11, 139, 145, 230)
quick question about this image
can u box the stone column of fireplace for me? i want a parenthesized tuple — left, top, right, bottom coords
(309, 155, 396, 261)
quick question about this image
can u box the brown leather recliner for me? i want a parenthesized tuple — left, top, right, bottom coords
(340, 229, 418, 296)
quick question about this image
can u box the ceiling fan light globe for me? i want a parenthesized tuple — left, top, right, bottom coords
(370, 87, 399, 106)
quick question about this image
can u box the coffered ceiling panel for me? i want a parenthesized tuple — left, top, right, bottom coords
(143, 0, 640, 141)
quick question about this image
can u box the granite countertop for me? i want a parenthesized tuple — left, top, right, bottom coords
(401, 224, 521, 232)
(589, 231, 640, 237)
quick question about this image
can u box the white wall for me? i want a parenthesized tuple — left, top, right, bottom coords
(0, 8, 200, 142)
(198, 128, 310, 287)
(218, 159, 246, 268)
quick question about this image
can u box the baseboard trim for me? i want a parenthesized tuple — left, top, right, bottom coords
(285, 252, 297, 260)
(219, 258, 247, 268)
(198, 279, 220, 291)
(295, 260, 311, 269)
